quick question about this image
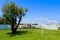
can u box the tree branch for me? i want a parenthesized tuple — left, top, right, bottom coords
(16, 16, 22, 29)
(6, 17, 12, 24)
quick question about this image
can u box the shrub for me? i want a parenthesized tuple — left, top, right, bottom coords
(31, 26, 38, 29)
(58, 27, 60, 30)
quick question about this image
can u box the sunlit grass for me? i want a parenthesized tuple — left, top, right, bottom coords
(0, 29, 60, 40)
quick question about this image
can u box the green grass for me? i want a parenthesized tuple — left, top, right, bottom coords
(0, 29, 60, 40)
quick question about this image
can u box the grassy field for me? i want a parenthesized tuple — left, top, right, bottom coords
(0, 29, 60, 40)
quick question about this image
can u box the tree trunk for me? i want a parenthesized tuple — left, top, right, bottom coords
(11, 16, 17, 34)
(11, 25, 16, 34)
(15, 16, 22, 31)
(11, 16, 22, 34)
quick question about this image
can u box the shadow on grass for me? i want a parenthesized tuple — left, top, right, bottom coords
(7, 31, 29, 37)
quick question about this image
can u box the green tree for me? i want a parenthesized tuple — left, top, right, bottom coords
(2, 2, 28, 34)
(0, 17, 9, 24)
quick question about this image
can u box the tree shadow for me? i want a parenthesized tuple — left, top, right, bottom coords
(7, 31, 29, 37)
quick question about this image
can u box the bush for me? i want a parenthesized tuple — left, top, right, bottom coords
(31, 26, 38, 29)
(58, 27, 60, 30)
(20, 25, 38, 29)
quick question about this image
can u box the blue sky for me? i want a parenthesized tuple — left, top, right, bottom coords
(0, 0, 60, 23)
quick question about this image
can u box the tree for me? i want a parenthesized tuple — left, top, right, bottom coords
(2, 2, 28, 34)
(0, 17, 8, 24)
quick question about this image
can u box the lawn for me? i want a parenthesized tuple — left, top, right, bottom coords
(0, 29, 60, 40)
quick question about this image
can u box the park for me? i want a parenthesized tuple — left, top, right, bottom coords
(0, 0, 60, 40)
